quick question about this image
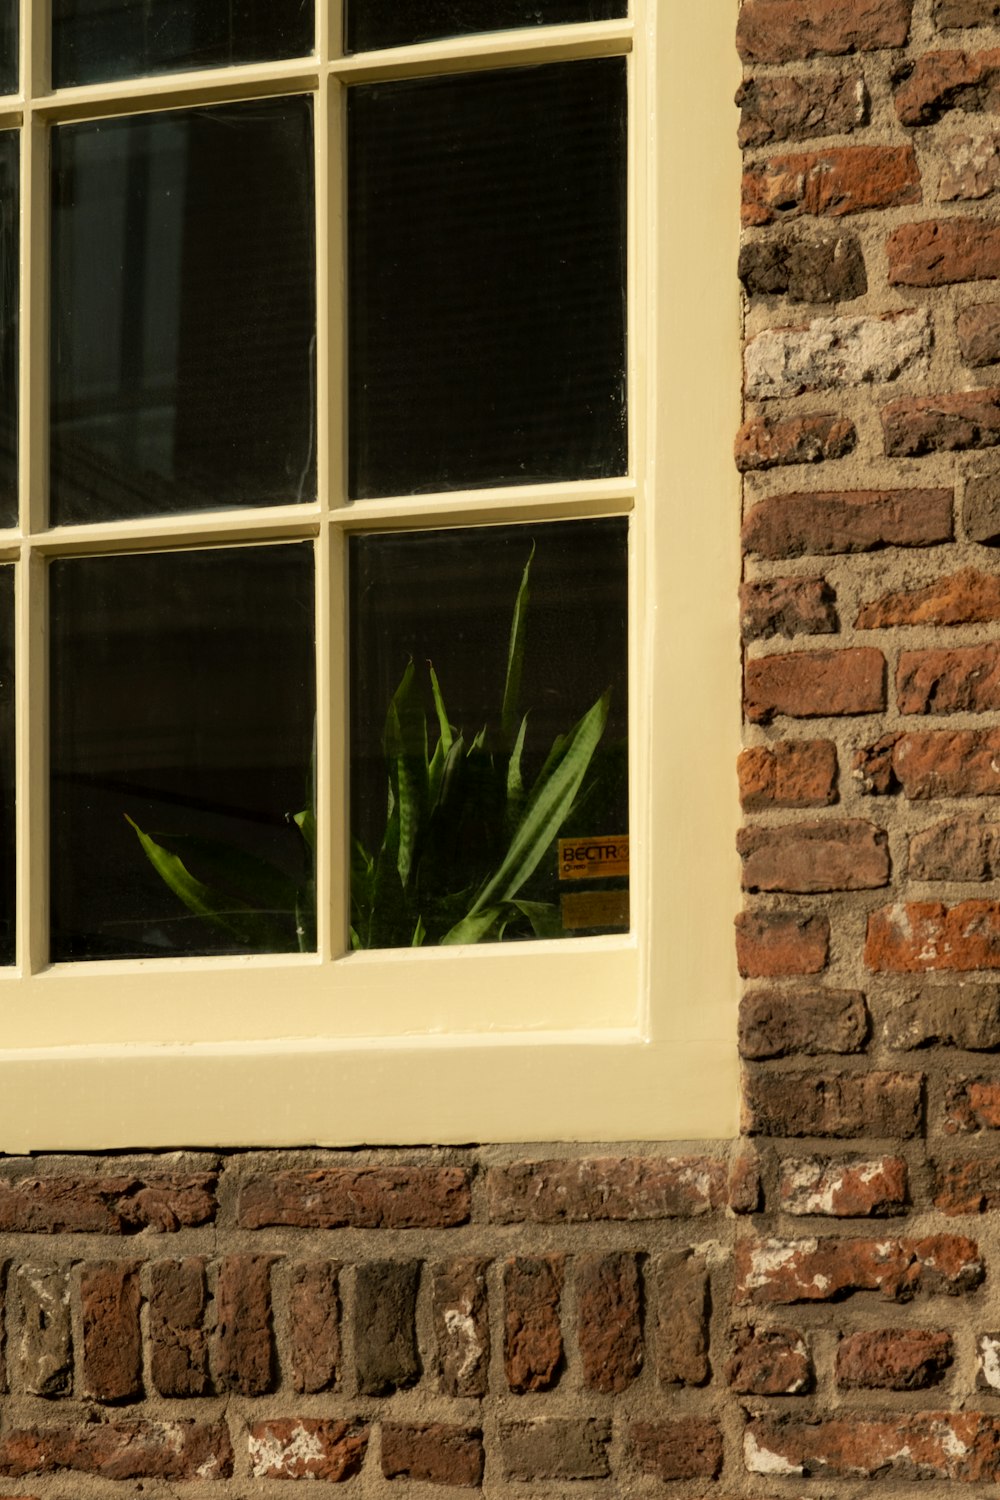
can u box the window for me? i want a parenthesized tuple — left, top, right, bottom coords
(0, 0, 740, 1148)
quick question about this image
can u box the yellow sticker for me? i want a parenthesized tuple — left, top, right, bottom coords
(561, 890, 630, 931)
(558, 835, 629, 881)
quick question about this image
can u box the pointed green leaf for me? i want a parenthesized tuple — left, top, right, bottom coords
(439, 903, 504, 946)
(506, 711, 528, 826)
(428, 663, 453, 756)
(383, 661, 429, 888)
(501, 545, 534, 747)
(293, 808, 316, 852)
(512, 898, 564, 940)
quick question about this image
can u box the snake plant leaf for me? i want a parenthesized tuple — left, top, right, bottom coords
(384, 660, 428, 888)
(512, 898, 563, 940)
(500, 545, 534, 748)
(429, 663, 453, 757)
(506, 711, 529, 829)
(293, 808, 316, 852)
(439, 902, 505, 946)
(411, 913, 427, 946)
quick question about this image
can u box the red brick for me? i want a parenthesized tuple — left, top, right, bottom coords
(736, 413, 857, 471)
(730, 1145, 764, 1213)
(934, 1155, 1000, 1211)
(500, 1421, 610, 1482)
(967, 467, 1000, 540)
(727, 1326, 812, 1393)
(867, 900, 1000, 971)
(857, 565, 1000, 626)
(945, 1077, 1000, 1131)
(0, 1171, 215, 1234)
(779, 1155, 909, 1215)
(16, 1265, 71, 1397)
(430, 1259, 489, 1399)
(0, 1421, 233, 1481)
(894, 728, 1000, 797)
(836, 1329, 953, 1389)
(287, 1261, 339, 1395)
(883, 389, 1000, 457)
(653, 1253, 709, 1386)
(738, 819, 889, 891)
(148, 1257, 210, 1398)
(735, 1234, 984, 1303)
(739, 229, 868, 303)
(738, 72, 868, 148)
(740, 987, 867, 1059)
(937, 0, 1000, 23)
(742, 1069, 923, 1137)
(745, 1413, 1000, 1481)
(959, 303, 1000, 364)
(896, 48, 1000, 125)
(745, 648, 885, 722)
(884, 986, 1000, 1049)
(80, 1261, 142, 1402)
(737, 0, 912, 63)
(354, 1261, 420, 1395)
(503, 1256, 563, 1393)
(630, 1421, 724, 1482)
(741, 576, 837, 640)
(577, 1253, 642, 1392)
(743, 487, 953, 557)
(381, 1425, 483, 1487)
(739, 740, 838, 810)
(743, 146, 921, 227)
(898, 643, 1000, 713)
(238, 1166, 470, 1229)
(210, 1254, 275, 1397)
(888, 219, 1000, 286)
(736, 910, 830, 976)
(248, 1420, 368, 1482)
(487, 1155, 729, 1221)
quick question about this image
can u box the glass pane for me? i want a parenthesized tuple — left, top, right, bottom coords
(0, 0, 15, 93)
(0, 131, 16, 527)
(348, 59, 627, 499)
(50, 97, 316, 526)
(350, 519, 628, 949)
(0, 567, 13, 966)
(53, 0, 313, 88)
(346, 0, 626, 54)
(50, 543, 316, 961)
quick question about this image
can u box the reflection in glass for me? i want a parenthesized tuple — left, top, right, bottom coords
(0, 0, 15, 94)
(50, 97, 316, 526)
(0, 568, 13, 965)
(346, 0, 626, 53)
(350, 519, 628, 948)
(348, 59, 627, 499)
(53, 0, 313, 88)
(50, 544, 316, 961)
(0, 132, 16, 526)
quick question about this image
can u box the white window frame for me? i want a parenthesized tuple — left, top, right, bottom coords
(0, 0, 740, 1149)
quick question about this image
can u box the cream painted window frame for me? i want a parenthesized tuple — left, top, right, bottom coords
(0, 0, 740, 1150)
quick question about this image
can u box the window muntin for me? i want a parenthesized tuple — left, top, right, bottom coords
(345, 2, 627, 56)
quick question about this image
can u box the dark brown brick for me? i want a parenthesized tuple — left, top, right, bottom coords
(744, 488, 953, 557)
(742, 1070, 923, 1137)
(355, 1261, 421, 1395)
(248, 1420, 368, 1482)
(727, 1326, 813, 1393)
(576, 1252, 641, 1392)
(738, 819, 890, 891)
(210, 1255, 275, 1397)
(911, 817, 1000, 879)
(0, 1421, 233, 1481)
(653, 1253, 709, 1386)
(741, 576, 837, 640)
(937, 0, 1000, 23)
(960, 303, 1000, 364)
(737, 0, 912, 63)
(736, 909, 830, 976)
(896, 48, 1000, 125)
(288, 1261, 339, 1395)
(739, 230, 868, 303)
(739, 987, 868, 1059)
(0, 1171, 216, 1234)
(630, 1420, 724, 1482)
(504, 1255, 563, 1393)
(736, 413, 857, 471)
(885, 986, 1000, 1049)
(238, 1166, 470, 1229)
(16, 1265, 70, 1398)
(81, 1261, 142, 1403)
(381, 1424, 483, 1487)
(148, 1258, 209, 1398)
(738, 72, 868, 148)
(488, 1155, 728, 1221)
(966, 468, 1000, 540)
(836, 1329, 953, 1389)
(500, 1420, 610, 1482)
(430, 1258, 489, 1399)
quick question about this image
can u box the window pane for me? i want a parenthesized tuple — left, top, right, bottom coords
(0, 566, 13, 966)
(0, 0, 15, 93)
(348, 59, 627, 499)
(0, 130, 16, 527)
(50, 544, 316, 961)
(50, 97, 316, 526)
(345, 0, 626, 54)
(52, 0, 313, 88)
(350, 519, 628, 949)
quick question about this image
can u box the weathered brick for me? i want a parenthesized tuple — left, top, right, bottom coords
(0, 1171, 216, 1234)
(500, 1420, 610, 1482)
(248, 1420, 368, 1482)
(883, 390, 1000, 457)
(736, 1234, 984, 1303)
(355, 1261, 420, 1396)
(577, 1253, 642, 1392)
(81, 1261, 142, 1403)
(743, 146, 921, 227)
(0, 1421, 233, 1481)
(898, 643, 1000, 714)
(893, 728, 1000, 797)
(938, 0, 1000, 23)
(630, 1421, 724, 1482)
(148, 1257, 210, 1399)
(238, 1166, 470, 1229)
(737, 0, 913, 63)
(945, 1077, 1000, 1130)
(896, 48, 1000, 126)
(888, 219, 1000, 286)
(934, 1155, 1000, 1211)
(779, 1155, 909, 1215)
(736, 412, 857, 471)
(730, 1145, 764, 1213)
(746, 648, 885, 722)
(738, 72, 868, 148)
(210, 1255, 275, 1397)
(966, 468, 1000, 540)
(487, 1155, 729, 1221)
(739, 987, 867, 1059)
(885, 986, 1000, 1048)
(836, 1329, 953, 1389)
(287, 1261, 339, 1395)
(739, 740, 838, 810)
(743, 1070, 923, 1138)
(17, 1266, 70, 1398)
(942, 130, 1000, 200)
(430, 1259, 489, 1399)
(736, 910, 830, 976)
(381, 1425, 483, 1488)
(741, 577, 837, 640)
(745, 1413, 1000, 1481)
(857, 565, 1000, 626)
(739, 230, 868, 303)
(867, 900, 1000, 970)
(855, 732, 904, 794)
(744, 487, 953, 558)
(979, 1332, 1000, 1387)
(504, 1255, 563, 1393)
(960, 302, 1000, 363)
(911, 816, 1000, 880)
(653, 1252, 709, 1386)
(738, 819, 890, 892)
(745, 309, 930, 400)
(727, 1326, 812, 1393)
